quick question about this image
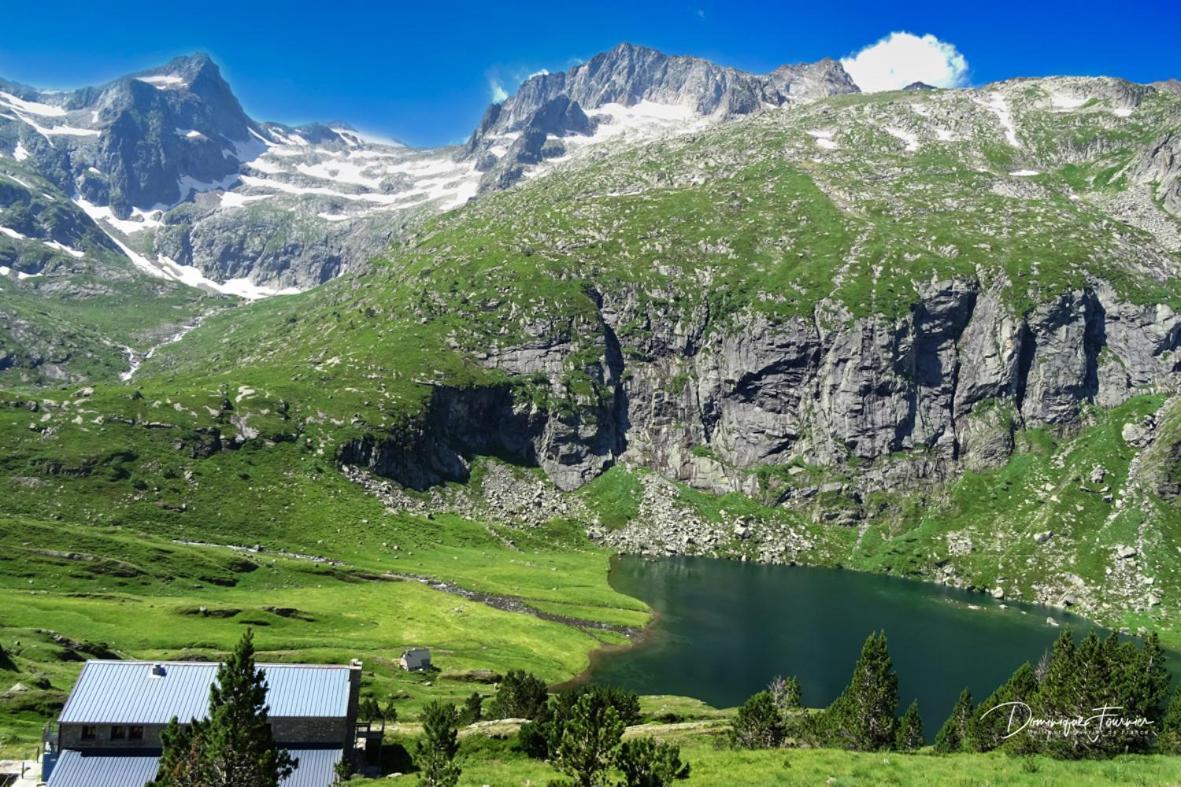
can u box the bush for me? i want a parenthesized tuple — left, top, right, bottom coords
(616, 737, 690, 787)
(519, 685, 642, 761)
(728, 691, 786, 749)
(489, 670, 549, 720)
(552, 692, 624, 787)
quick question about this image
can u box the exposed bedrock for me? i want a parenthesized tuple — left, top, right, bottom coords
(343, 278, 1181, 501)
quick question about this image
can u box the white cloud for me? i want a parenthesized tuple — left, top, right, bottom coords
(841, 31, 969, 93)
(528, 69, 550, 79)
(489, 79, 509, 103)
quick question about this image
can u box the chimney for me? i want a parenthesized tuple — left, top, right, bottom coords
(149, 664, 167, 678)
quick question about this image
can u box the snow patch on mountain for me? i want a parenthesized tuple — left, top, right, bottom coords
(136, 74, 187, 89)
(978, 92, 1020, 147)
(0, 91, 66, 116)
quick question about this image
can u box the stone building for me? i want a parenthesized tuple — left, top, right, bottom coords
(399, 648, 431, 671)
(42, 659, 362, 787)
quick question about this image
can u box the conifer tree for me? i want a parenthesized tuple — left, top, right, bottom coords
(489, 670, 549, 719)
(151, 629, 296, 787)
(895, 700, 923, 751)
(970, 662, 1038, 752)
(933, 688, 973, 754)
(416, 701, 461, 787)
(383, 698, 399, 727)
(553, 692, 625, 787)
(826, 631, 900, 751)
(1159, 689, 1181, 754)
(151, 718, 213, 787)
(615, 737, 690, 787)
(769, 675, 801, 712)
(461, 691, 483, 725)
(728, 691, 787, 749)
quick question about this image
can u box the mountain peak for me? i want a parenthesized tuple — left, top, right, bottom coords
(130, 52, 223, 88)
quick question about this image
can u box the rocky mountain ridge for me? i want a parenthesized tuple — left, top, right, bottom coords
(460, 43, 858, 190)
(1, 45, 859, 300)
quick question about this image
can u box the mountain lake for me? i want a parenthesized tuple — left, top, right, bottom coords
(585, 556, 1179, 736)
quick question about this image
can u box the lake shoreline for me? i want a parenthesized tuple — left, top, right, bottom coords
(565, 554, 1176, 731)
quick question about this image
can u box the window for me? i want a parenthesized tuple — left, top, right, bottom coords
(128, 725, 144, 741)
(81, 725, 97, 741)
(110, 725, 126, 740)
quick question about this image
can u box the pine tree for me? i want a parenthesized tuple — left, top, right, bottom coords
(383, 698, 399, 728)
(970, 662, 1038, 752)
(895, 700, 923, 751)
(488, 670, 549, 719)
(204, 629, 297, 786)
(933, 688, 973, 754)
(150, 629, 297, 787)
(150, 718, 213, 787)
(416, 702, 461, 787)
(728, 691, 786, 749)
(1124, 633, 1171, 724)
(518, 685, 641, 761)
(1159, 689, 1181, 754)
(359, 697, 381, 723)
(826, 631, 900, 751)
(460, 692, 483, 725)
(553, 692, 625, 787)
(615, 737, 690, 787)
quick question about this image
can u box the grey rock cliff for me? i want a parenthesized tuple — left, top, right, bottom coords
(351, 278, 1181, 505)
(458, 43, 860, 179)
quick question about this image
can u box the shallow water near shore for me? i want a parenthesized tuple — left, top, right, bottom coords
(585, 556, 1179, 735)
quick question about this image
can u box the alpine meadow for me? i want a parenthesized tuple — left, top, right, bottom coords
(3, 9, 1181, 786)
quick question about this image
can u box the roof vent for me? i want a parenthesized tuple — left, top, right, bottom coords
(149, 664, 167, 678)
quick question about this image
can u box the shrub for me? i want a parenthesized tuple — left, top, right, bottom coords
(489, 670, 549, 720)
(615, 737, 690, 787)
(729, 691, 786, 749)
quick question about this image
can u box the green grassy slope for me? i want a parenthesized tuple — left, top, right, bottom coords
(3, 79, 1181, 776)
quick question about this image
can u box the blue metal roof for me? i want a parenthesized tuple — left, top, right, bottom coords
(284, 748, 344, 787)
(59, 661, 352, 724)
(46, 748, 342, 787)
(46, 751, 160, 787)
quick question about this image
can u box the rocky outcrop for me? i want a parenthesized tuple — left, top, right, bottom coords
(1129, 132, 1181, 216)
(347, 278, 1181, 509)
(475, 96, 594, 192)
(338, 366, 624, 492)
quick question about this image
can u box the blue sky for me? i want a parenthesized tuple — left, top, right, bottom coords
(1, 1, 1178, 147)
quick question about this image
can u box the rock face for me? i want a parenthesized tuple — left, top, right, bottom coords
(341, 279, 1181, 501)
(468, 44, 857, 142)
(2, 54, 259, 217)
(459, 43, 860, 188)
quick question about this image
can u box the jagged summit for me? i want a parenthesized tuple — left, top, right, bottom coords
(459, 41, 860, 191)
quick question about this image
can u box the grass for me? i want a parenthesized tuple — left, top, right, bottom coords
(343, 724, 1181, 786)
(580, 466, 645, 530)
(0, 456, 646, 758)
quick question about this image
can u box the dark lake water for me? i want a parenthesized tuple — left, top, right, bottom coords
(585, 557, 1175, 733)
